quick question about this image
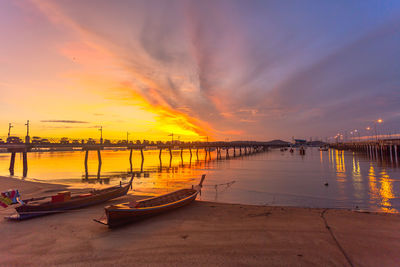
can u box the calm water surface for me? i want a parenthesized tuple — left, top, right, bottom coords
(0, 148, 399, 213)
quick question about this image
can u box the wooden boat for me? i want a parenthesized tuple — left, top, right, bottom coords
(319, 146, 329, 151)
(94, 174, 206, 228)
(6, 175, 134, 220)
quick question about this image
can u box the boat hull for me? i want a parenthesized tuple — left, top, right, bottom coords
(102, 190, 199, 228)
(7, 184, 131, 221)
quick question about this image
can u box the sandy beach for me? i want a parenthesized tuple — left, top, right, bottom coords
(1, 176, 399, 266)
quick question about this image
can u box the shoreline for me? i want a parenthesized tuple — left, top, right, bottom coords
(1, 176, 400, 266)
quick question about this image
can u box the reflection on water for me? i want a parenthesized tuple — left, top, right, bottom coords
(335, 150, 346, 179)
(379, 170, 396, 213)
(0, 147, 399, 213)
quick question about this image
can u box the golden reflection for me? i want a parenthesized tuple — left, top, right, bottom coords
(328, 148, 331, 163)
(368, 164, 379, 202)
(352, 156, 361, 178)
(0, 149, 213, 192)
(351, 156, 363, 199)
(319, 151, 323, 164)
(335, 150, 346, 180)
(379, 169, 397, 213)
(330, 148, 336, 170)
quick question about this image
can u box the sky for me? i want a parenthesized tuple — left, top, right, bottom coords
(1, 0, 400, 141)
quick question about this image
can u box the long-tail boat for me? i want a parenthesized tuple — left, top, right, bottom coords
(94, 174, 206, 228)
(6, 175, 134, 220)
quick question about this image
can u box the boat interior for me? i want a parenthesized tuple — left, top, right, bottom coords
(115, 188, 197, 209)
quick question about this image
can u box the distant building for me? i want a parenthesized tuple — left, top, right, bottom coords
(294, 139, 307, 145)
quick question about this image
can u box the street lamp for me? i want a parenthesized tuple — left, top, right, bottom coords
(8, 123, 13, 138)
(99, 126, 103, 144)
(366, 127, 371, 141)
(354, 129, 360, 142)
(374, 119, 383, 141)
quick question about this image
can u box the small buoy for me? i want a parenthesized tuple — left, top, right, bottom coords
(324, 183, 329, 186)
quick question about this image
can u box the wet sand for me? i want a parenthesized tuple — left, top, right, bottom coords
(1, 176, 399, 266)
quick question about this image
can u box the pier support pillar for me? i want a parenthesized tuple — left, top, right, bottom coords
(129, 149, 133, 173)
(22, 152, 28, 178)
(84, 150, 89, 179)
(233, 147, 236, 157)
(140, 148, 144, 162)
(226, 148, 229, 159)
(196, 148, 199, 161)
(9, 152, 16, 176)
(189, 148, 192, 159)
(159, 148, 162, 161)
(180, 148, 184, 165)
(97, 149, 102, 179)
(159, 155, 162, 171)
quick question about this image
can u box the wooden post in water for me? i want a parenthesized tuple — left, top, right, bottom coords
(180, 148, 184, 166)
(22, 152, 28, 178)
(84, 150, 89, 179)
(9, 152, 16, 176)
(97, 149, 102, 179)
(169, 147, 172, 160)
(159, 148, 162, 161)
(129, 148, 133, 173)
(239, 147, 242, 156)
(233, 147, 236, 157)
(226, 148, 229, 159)
(159, 154, 162, 171)
(140, 148, 144, 163)
(204, 148, 207, 161)
(196, 148, 199, 161)
(189, 148, 192, 159)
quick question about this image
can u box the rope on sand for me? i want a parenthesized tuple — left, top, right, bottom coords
(320, 209, 354, 267)
(203, 181, 236, 188)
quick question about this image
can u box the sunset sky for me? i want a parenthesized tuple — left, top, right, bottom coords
(1, 0, 400, 141)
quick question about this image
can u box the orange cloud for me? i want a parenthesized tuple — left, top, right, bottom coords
(29, 0, 215, 140)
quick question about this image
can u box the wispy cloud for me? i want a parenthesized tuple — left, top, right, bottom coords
(28, 0, 400, 139)
(41, 120, 89, 124)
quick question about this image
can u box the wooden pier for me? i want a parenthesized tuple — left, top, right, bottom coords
(330, 139, 400, 163)
(1, 141, 288, 177)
